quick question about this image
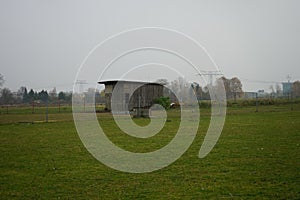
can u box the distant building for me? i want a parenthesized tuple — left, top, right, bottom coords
(243, 92, 257, 99)
(282, 82, 292, 96)
(98, 80, 164, 117)
(257, 90, 266, 97)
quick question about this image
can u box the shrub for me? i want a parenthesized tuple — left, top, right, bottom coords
(153, 97, 171, 110)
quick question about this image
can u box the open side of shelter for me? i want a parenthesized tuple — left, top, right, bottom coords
(98, 80, 164, 117)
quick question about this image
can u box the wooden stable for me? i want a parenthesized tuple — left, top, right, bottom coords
(98, 80, 164, 117)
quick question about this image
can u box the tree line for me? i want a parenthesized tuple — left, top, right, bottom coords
(0, 86, 73, 105)
(160, 76, 300, 102)
(0, 74, 106, 105)
(161, 76, 244, 102)
(1, 73, 300, 105)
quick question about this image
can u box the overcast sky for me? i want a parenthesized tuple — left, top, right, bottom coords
(0, 0, 299, 92)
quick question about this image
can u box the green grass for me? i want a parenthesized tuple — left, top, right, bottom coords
(0, 105, 299, 199)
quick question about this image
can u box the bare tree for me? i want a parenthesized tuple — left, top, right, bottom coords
(269, 85, 275, 98)
(275, 83, 282, 96)
(0, 74, 4, 87)
(218, 76, 231, 98)
(230, 77, 243, 102)
(49, 87, 57, 102)
(17, 86, 28, 103)
(217, 76, 243, 101)
(0, 88, 14, 105)
(269, 85, 275, 93)
(170, 77, 192, 102)
(293, 81, 300, 97)
(191, 82, 202, 100)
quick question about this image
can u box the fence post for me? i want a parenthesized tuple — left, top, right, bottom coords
(255, 93, 258, 112)
(32, 101, 34, 114)
(58, 99, 60, 113)
(290, 92, 293, 111)
(83, 96, 86, 112)
(46, 100, 49, 122)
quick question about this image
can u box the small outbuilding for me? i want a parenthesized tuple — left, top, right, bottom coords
(98, 80, 164, 117)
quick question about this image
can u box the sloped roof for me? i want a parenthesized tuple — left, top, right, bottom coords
(98, 80, 162, 85)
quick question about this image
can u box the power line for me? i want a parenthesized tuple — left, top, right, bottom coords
(287, 74, 292, 83)
(197, 70, 224, 85)
(240, 79, 281, 84)
(75, 80, 88, 93)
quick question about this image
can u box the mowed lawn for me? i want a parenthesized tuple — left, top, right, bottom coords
(0, 105, 299, 199)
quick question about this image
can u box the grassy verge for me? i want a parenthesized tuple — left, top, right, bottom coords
(0, 105, 299, 199)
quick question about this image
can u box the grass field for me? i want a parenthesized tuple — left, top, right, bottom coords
(0, 104, 299, 199)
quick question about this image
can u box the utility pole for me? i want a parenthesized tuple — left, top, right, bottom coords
(198, 70, 223, 86)
(287, 74, 292, 83)
(75, 80, 88, 93)
(75, 80, 88, 112)
(287, 75, 293, 111)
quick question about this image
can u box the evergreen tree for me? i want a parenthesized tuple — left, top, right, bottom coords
(58, 91, 66, 101)
(38, 90, 49, 102)
(28, 89, 35, 102)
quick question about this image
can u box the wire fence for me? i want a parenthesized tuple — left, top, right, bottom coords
(0, 103, 106, 115)
(1, 96, 299, 115)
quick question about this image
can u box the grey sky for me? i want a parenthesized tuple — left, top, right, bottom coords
(0, 0, 299, 92)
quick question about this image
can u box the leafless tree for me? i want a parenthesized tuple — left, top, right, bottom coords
(293, 81, 300, 97)
(230, 77, 243, 102)
(275, 83, 282, 96)
(0, 74, 4, 87)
